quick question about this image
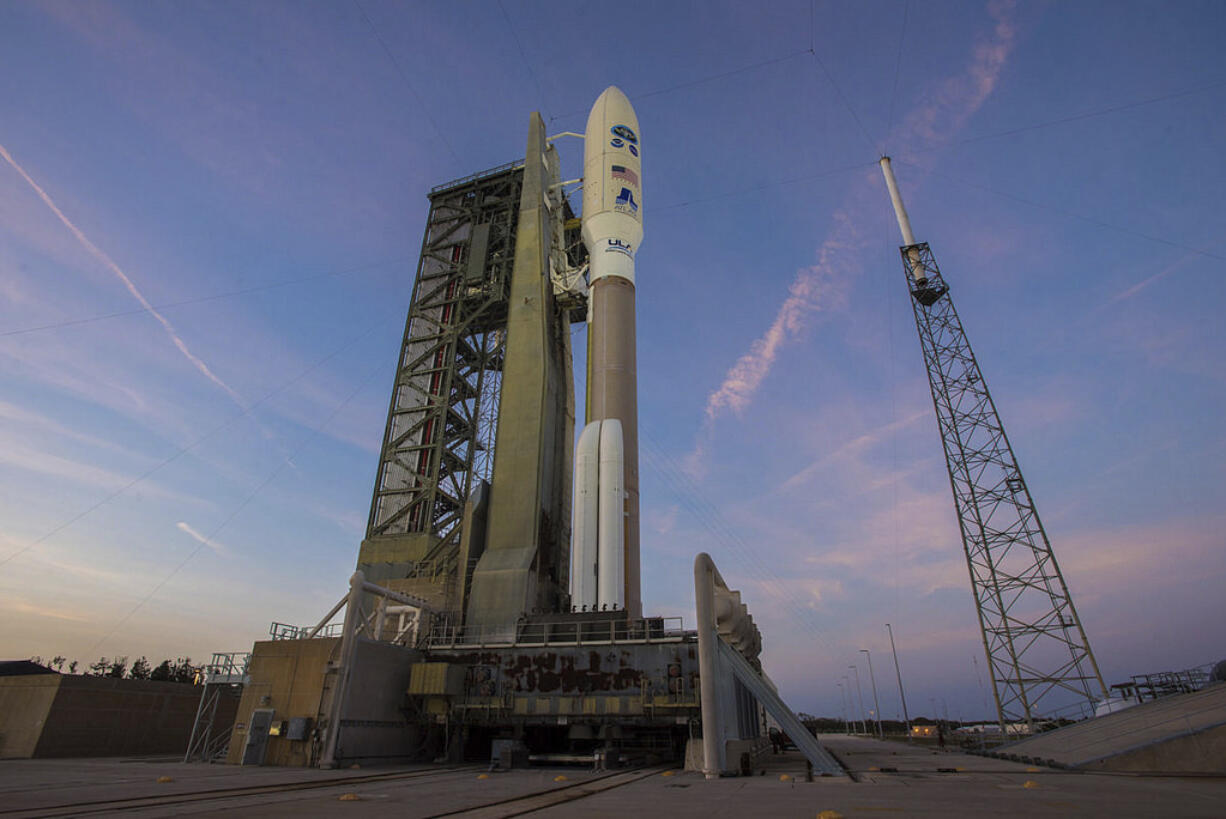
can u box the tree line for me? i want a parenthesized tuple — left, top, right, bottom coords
(30, 655, 200, 683)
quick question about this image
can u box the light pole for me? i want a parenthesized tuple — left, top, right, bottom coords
(842, 676, 856, 734)
(837, 681, 849, 734)
(886, 623, 911, 737)
(849, 664, 868, 735)
(860, 649, 884, 739)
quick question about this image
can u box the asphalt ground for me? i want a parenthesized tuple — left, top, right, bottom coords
(1, 735, 1223, 817)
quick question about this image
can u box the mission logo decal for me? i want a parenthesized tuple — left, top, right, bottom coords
(614, 187, 638, 214)
(610, 137, 625, 148)
(610, 124, 637, 144)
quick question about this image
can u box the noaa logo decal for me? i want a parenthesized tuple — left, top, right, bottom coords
(610, 137, 624, 148)
(628, 144, 638, 157)
(610, 124, 637, 144)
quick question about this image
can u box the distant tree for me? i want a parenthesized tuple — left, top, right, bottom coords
(129, 656, 151, 680)
(172, 657, 198, 684)
(51, 655, 67, 671)
(29, 655, 43, 666)
(89, 657, 110, 676)
(68, 660, 79, 674)
(108, 656, 129, 678)
(150, 659, 173, 681)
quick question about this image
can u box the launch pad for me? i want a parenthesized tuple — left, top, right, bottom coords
(212, 91, 835, 777)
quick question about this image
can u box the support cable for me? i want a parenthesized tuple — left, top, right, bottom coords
(903, 78, 1226, 156)
(811, 48, 879, 156)
(548, 50, 813, 121)
(351, 0, 463, 165)
(894, 158, 1225, 262)
(884, 0, 909, 142)
(0, 315, 397, 569)
(89, 352, 390, 652)
(1, 258, 402, 338)
(497, 0, 549, 119)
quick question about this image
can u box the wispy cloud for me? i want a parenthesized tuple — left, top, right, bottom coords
(689, 2, 1019, 472)
(703, 211, 861, 423)
(0, 141, 246, 409)
(176, 521, 231, 558)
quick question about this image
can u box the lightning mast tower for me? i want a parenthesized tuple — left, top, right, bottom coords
(879, 157, 1108, 731)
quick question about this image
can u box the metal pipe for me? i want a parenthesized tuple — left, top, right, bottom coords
(694, 553, 723, 779)
(320, 571, 365, 768)
(850, 664, 868, 735)
(879, 156, 927, 285)
(861, 649, 884, 739)
(886, 623, 912, 737)
(306, 595, 348, 639)
(879, 156, 916, 246)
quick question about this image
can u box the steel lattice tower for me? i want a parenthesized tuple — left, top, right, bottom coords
(880, 158, 1107, 730)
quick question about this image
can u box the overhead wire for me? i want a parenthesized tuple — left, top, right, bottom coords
(548, 50, 814, 122)
(654, 159, 879, 212)
(351, 0, 463, 165)
(90, 351, 390, 652)
(904, 78, 1226, 156)
(894, 157, 1226, 262)
(641, 428, 838, 651)
(497, 0, 550, 120)
(1, 258, 402, 338)
(811, 47, 880, 156)
(0, 315, 398, 570)
(884, 0, 909, 142)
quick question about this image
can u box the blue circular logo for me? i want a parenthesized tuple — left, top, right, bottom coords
(610, 124, 637, 144)
(610, 137, 624, 148)
(628, 144, 638, 157)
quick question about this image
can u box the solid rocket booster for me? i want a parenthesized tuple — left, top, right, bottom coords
(572, 86, 642, 618)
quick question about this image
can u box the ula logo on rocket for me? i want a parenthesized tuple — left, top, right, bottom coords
(606, 238, 633, 257)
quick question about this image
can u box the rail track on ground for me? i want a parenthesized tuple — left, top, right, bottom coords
(2, 764, 480, 817)
(4, 763, 669, 818)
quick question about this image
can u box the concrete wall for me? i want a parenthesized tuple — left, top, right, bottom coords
(331, 640, 424, 765)
(30, 676, 205, 758)
(1085, 722, 1226, 775)
(227, 637, 340, 767)
(227, 637, 426, 767)
(0, 674, 61, 758)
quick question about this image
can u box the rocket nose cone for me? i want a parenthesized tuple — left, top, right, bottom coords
(586, 86, 638, 135)
(597, 85, 629, 104)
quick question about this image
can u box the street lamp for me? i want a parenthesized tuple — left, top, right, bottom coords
(860, 649, 884, 739)
(849, 664, 868, 735)
(886, 623, 912, 737)
(836, 681, 849, 734)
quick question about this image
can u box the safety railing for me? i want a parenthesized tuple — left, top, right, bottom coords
(427, 616, 687, 649)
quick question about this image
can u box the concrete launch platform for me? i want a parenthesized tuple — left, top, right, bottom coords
(4, 735, 1223, 817)
(990, 683, 1226, 773)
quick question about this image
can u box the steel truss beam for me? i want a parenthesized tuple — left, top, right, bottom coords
(901, 242, 1107, 730)
(365, 164, 524, 574)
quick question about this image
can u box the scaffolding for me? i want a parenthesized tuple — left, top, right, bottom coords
(363, 163, 525, 584)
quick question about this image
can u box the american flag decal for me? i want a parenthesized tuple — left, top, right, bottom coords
(611, 164, 639, 187)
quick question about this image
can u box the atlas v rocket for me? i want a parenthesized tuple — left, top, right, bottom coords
(571, 87, 643, 619)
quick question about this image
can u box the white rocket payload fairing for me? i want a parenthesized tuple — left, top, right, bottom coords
(571, 86, 643, 618)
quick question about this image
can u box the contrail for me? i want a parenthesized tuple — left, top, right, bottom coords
(175, 521, 230, 558)
(0, 141, 246, 409)
(698, 0, 1018, 442)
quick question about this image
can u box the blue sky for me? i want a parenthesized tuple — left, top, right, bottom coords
(1, 0, 1222, 720)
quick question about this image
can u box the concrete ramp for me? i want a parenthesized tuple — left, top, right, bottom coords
(716, 640, 843, 775)
(995, 683, 1226, 774)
